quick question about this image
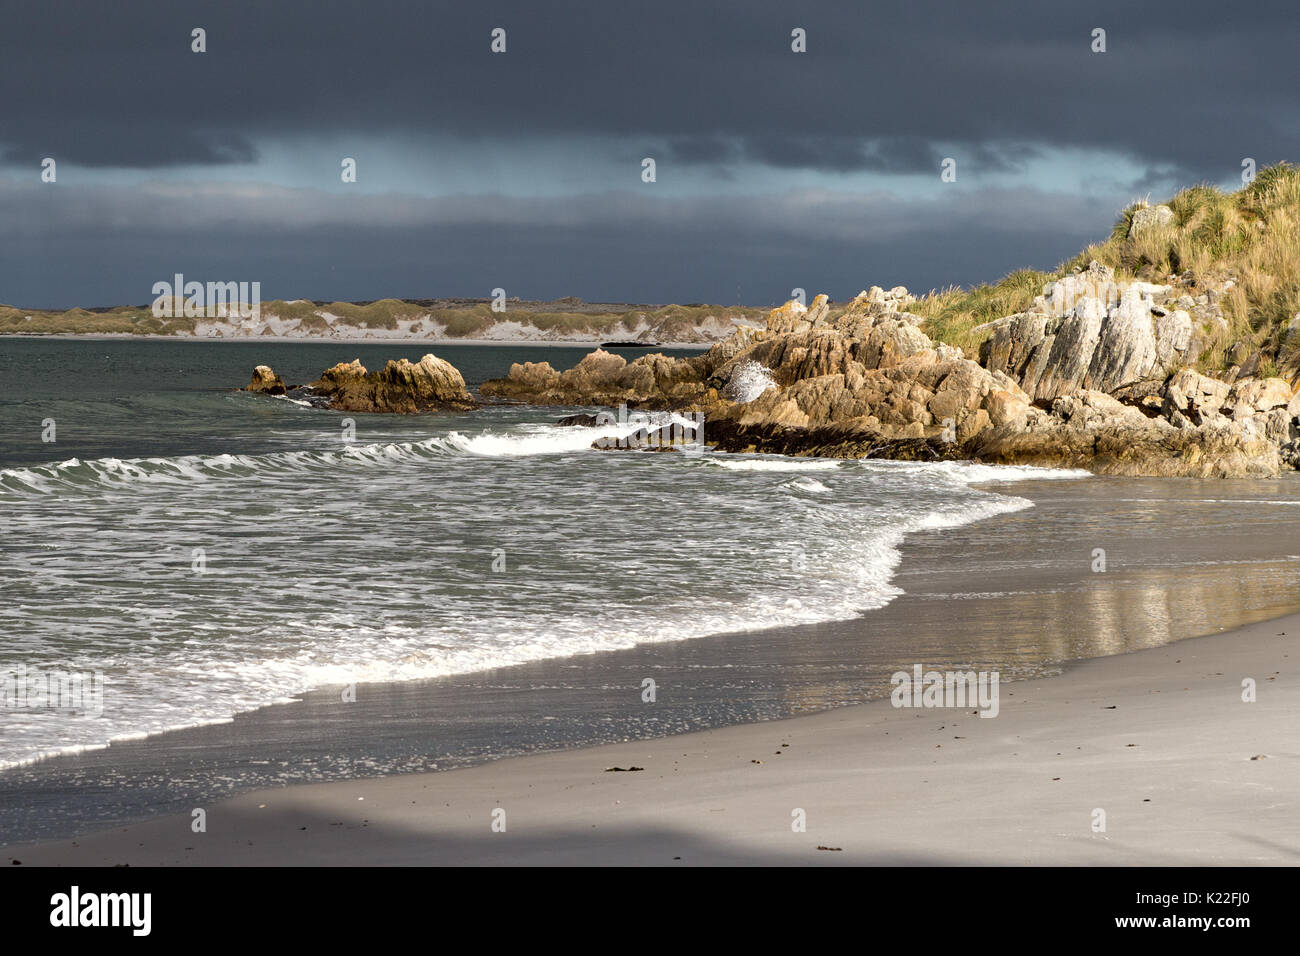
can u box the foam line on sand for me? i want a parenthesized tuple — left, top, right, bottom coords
(12, 612, 1298, 866)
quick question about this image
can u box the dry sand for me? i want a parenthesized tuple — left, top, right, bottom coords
(12, 612, 1297, 866)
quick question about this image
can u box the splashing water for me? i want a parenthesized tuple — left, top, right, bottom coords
(724, 360, 777, 403)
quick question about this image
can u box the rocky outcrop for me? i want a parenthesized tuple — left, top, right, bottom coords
(246, 365, 286, 395)
(1129, 204, 1174, 237)
(236, 273, 1296, 476)
(308, 355, 477, 413)
(481, 275, 1300, 477)
(480, 348, 712, 407)
(978, 263, 1198, 402)
(241, 354, 477, 413)
(970, 389, 1282, 478)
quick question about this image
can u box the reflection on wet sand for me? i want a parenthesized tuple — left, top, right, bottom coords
(4, 475, 1299, 842)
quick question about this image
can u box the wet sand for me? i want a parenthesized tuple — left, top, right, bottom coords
(10, 610, 1297, 865)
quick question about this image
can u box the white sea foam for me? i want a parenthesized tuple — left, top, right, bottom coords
(786, 476, 832, 494)
(724, 360, 777, 403)
(707, 458, 841, 472)
(437, 420, 657, 457)
(0, 419, 710, 498)
(0, 421, 1085, 770)
(863, 459, 1092, 484)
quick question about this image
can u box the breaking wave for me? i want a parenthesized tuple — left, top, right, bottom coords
(0, 416, 1090, 769)
(0, 418, 704, 496)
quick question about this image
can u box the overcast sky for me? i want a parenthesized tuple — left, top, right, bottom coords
(2, 0, 1298, 309)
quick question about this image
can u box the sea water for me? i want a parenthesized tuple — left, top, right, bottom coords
(0, 337, 1087, 769)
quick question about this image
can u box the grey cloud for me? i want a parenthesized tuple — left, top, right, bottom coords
(3, 131, 257, 170)
(662, 135, 993, 175)
(0, 178, 1117, 308)
(740, 135, 943, 174)
(1, 0, 1296, 306)
(745, 135, 871, 172)
(662, 135, 740, 164)
(0, 0, 1297, 175)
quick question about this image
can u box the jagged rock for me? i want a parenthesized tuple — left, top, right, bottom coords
(979, 313, 1049, 383)
(718, 330, 858, 386)
(1153, 310, 1193, 368)
(245, 365, 285, 395)
(702, 418, 967, 461)
(1226, 377, 1295, 419)
(972, 418, 1280, 478)
(984, 390, 1031, 429)
(308, 354, 476, 413)
(766, 294, 831, 335)
(1238, 350, 1266, 379)
(1260, 408, 1296, 443)
(986, 264, 1196, 401)
(861, 319, 933, 368)
(1038, 261, 1121, 318)
(241, 354, 476, 412)
(1082, 289, 1159, 393)
(1112, 379, 1166, 416)
(1034, 304, 1105, 401)
(1052, 389, 1152, 429)
(1163, 369, 1231, 422)
(849, 285, 915, 314)
(479, 284, 1291, 477)
(480, 348, 710, 407)
(591, 415, 703, 453)
(556, 413, 601, 426)
(316, 358, 366, 387)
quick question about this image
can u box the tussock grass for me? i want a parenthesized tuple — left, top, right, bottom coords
(0, 297, 763, 341)
(322, 299, 424, 330)
(911, 268, 1052, 352)
(432, 309, 493, 337)
(914, 163, 1300, 377)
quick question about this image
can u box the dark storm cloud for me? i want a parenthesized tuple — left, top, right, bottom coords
(2, 129, 257, 170)
(663, 135, 740, 165)
(3, 0, 1299, 306)
(1124, 162, 1209, 194)
(1, 0, 1298, 175)
(0, 177, 1113, 309)
(744, 135, 876, 172)
(858, 138, 944, 174)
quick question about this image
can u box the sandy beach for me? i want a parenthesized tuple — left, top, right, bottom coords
(8, 469, 1299, 867)
(9, 0, 1300, 906)
(10, 608, 1295, 866)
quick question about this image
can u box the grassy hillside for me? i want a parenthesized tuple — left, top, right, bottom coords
(0, 297, 767, 340)
(912, 162, 1300, 379)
